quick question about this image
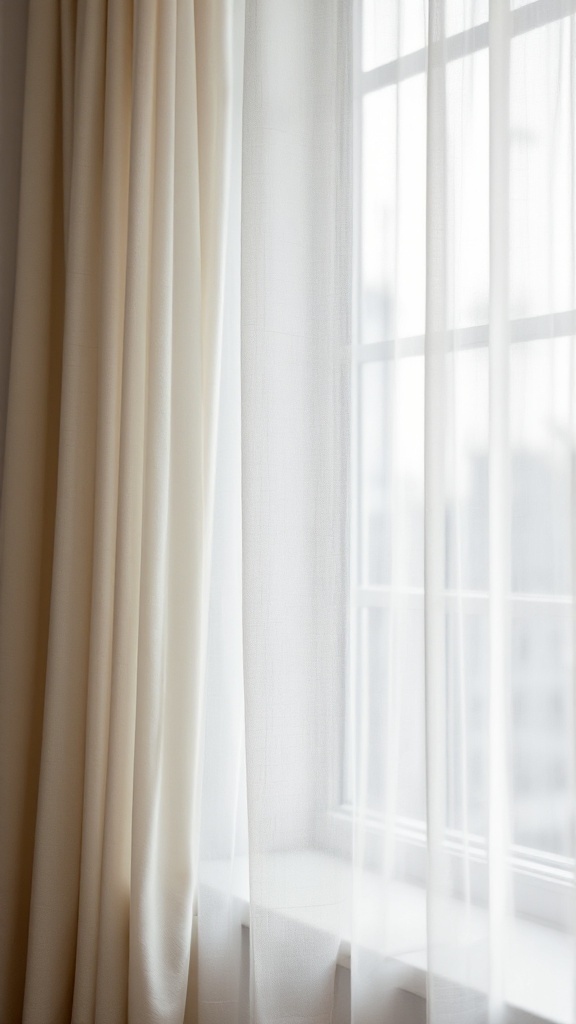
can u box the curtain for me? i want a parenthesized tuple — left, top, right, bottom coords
(0, 2, 233, 1023)
(199, 1, 352, 1023)
(199, 2, 576, 1024)
(0, 0, 30, 489)
(357, 2, 576, 1021)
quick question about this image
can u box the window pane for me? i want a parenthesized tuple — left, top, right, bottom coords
(510, 19, 575, 319)
(445, 346, 489, 592)
(359, 357, 424, 587)
(511, 603, 573, 855)
(510, 336, 573, 595)
(362, 76, 426, 344)
(446, 604, 489, 838)
(359, 605, 426, 821)
(362, 87, 396, 345)
(446, 48, 489, 331)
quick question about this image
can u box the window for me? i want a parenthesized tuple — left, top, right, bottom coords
(346, 0, 576, 927)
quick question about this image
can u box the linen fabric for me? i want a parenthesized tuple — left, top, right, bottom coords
(0, 2, 233, 1022)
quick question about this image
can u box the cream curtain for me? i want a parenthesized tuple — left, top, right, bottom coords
(0, 2, 232, 1023)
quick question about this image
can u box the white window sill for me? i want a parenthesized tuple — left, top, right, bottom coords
(199, 850, 574, 1024)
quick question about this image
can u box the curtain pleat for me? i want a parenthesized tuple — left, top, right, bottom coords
(23, 1, 109, 1015)
(0, 0, 30, 490)
(213, 2, 352, 1023)
(0, 1, 66, 1016)
(424, 1, 455, 1019)
(487, 2, 511, 1017)
(72, 1, 132, 1020)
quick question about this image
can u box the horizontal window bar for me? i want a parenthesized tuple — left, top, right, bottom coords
(362, 0, 576, 93)
(355, 586, 573, 607)
(334, 805, 575, 881)
(355, 309, 576, 362)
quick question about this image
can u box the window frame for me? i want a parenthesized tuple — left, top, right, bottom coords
(343, 0, 576, 931)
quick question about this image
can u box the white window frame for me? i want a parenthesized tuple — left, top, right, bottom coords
(342, 0, 576, 931)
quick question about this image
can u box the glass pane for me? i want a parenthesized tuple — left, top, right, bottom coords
(362, 76, 426, 345)
(510, 20, 575, 319)
(359, 357, 424, 588)
(511, 603, 573, 855)
(362, 87, 396, 345)
(445, 346, 489, 592)
(510, 336, 573, 595)
(446, 47, 489, 331)
(446, 604, 489, 838)
(360, 606, 426, 821)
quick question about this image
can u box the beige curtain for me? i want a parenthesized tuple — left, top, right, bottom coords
(0, 0, 30, 489)
(0, 1, 232, 1022)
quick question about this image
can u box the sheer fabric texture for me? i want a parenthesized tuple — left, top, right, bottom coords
(199, 1, 576, 1023)
(0, 2, 232, 1022)
(199, 0, 351, 1020)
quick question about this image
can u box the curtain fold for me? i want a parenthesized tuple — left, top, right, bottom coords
(240, 0, 352, 1017)
(0, 0, 30, 490)
(198, 2, 353, 1023)
(0, 2, 232, 1023)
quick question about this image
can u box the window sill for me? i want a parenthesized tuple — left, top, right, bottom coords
(199, 850, 574, 1024)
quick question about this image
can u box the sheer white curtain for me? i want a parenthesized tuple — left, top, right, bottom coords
(200, 1, 576, 1023)
(356, 2, 575, 1021)
(199, 1, 351, 1022)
